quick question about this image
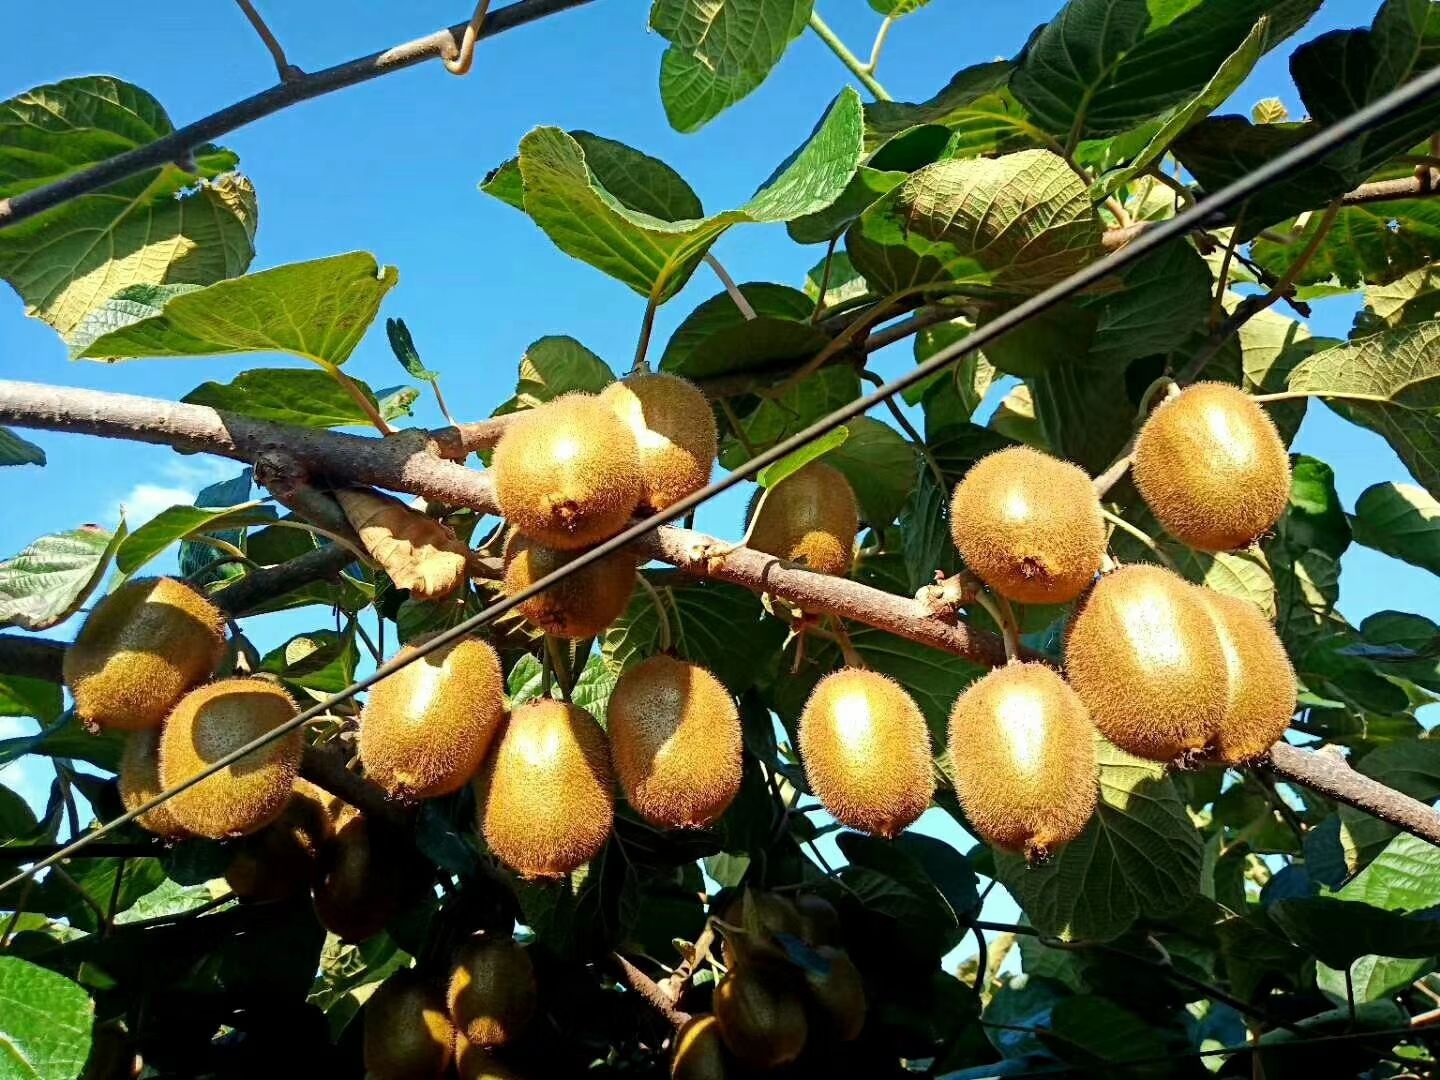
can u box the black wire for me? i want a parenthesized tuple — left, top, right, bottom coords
(5, 56, 1440, 900)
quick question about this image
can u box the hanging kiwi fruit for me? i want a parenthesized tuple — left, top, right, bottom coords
(713, 965, 809, 1070)
(224, 778, 337, 901)
(363, 968, 457, 1080)
(1193, 587, 1297, 764)
(446, 936, 537, 1049)
(118, 727, 188, 840)
(748, 462, 859, 576)
(502, 533, 637, 639)
(670, 1013, 731, 1080)
(600, 371, 717, 512)
(313, 806, 424, 942)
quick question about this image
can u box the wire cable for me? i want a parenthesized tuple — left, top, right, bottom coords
(5, 57, 1440, 900)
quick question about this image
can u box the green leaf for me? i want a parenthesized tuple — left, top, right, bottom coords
(1270, 896, 1440, 969)
(116, 502, 276, 576)
(650, 0, 813, 132)
(1351, 481, 1440, 573)
(863, 61, 1041, 157)
(486, 90, 862, 302)
(786, 167, 906, 245)
(385, 317, 439, 382)
(572, 131, 705, 220)
(0, 783, 38, 844)
(0, 526, 122, 631)
(0, 76, 255, 337)
(837, 832, 967, 957)
(828, 416, 917, 528)
(994, 737, 1204, 942)
(0, 675, 62, 724)
(182, 368, 409, 430)
(1043, 995, 1167, 1065)
(803, 250, 868, 310)
(1363, 265, 1440, 329)
(65, 283, 202, 355)
(0, 428, 44, 468)
(900, 459, 961, 593)
(0, 956, 94, 1079)
(1252, 195, 1440, 289)
(178, 468, 252, 588)
(719, 366, 861, 470)
(494, 335, 615, 415)
(74, 252, 399, 366)
(260, 628, 360, 695)
(1080, 240, 1213, 366)
(756, 426, 849, 489)
(1253, 97, 1290, 123)
(867, 0, 931, 15)
(660, 284, 829, 381)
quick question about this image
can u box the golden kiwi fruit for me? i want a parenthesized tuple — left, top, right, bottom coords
(224, 779, 336, 901)
(64, 576, 227, 732)
(949, 446, 1105, 605)
(118, 728, 188, 839)
(1193, 588, 1297, 764)
(313, 807, 419, 942)
(363, 969, 456, 1080)
(671, 1014, 730, 1080)
(798, 669, 934, 838)
(601, 372, 717, 512)
(948, 663, 1098, 860)
(803, 946, 866, 1042)
(158, 679, 302, 839)
(713, 966, 808, 1070)
(359, 636, 506, 801)
(1132, 382, 1291, 551)
(748, 463, 859, 576)
(607, 656, 742, 829)
(492, 393, 644, 550)
(1064, 565, 1228, 762)
(719, 890, 804, 967)
(446, 937, 537, 1049)
(502, 534, 637, 639)
(475, 700, 615, 878)
(456, 1041, 527, 1080)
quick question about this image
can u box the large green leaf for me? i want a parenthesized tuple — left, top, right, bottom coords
(827, 417, 916, 528)
(116, 503, 277, 576)
(719, 366, 861, 469)
(994, 737, 1204, 942)
(1252, 195, 1440, 289)
(73, 252, 399, 366)
(492, 335, 615, 415)
(183, 369, 417, 429)
(1270, 896, 1440, 969)
(0, 526, 123, 631)
(0, 76, 255, 337)
(863, 61, 1045, 157)
(650, 0, 813, 132)
(1080, 239, 1212, 366)
(659, 284, 829, 381)
(484, 90, 862, 303)
(0, 428, 44, 468)
(0, 956, 94, 1079)
(0, 675, 62, 724)
(1351, 481, 1440, 573)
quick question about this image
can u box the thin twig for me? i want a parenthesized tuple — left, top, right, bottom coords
(865, 14, 895, 74)
(704, 253, 756, 320)
(811, 238, 840, 323)
(861, 369, 947, 490)
(807, 10, 893, 100)
(443, 0, 493, 75)
(1209, 223, 1244, 331)
(633, 296, 659, 374)
(1099, 507, 1179, 572)
(234, 0, 302, 82)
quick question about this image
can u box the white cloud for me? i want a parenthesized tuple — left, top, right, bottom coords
(108, 457, 247, 528)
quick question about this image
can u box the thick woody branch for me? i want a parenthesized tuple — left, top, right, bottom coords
(1267, 744, 1440, 847)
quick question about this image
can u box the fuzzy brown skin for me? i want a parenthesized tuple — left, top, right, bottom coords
(671, 1014, 731, 1080)
(714, 968, 808, 1070)
(118, 728, 188, 839)
(313, 807, 418, 942)
(1064, 565, 1228, 762)
(224, 779, 335, 901)
(446, 937, 537, 1049)
(359, 637, 506, 801)
(364, 969, 456, 1080)
(608, 656, 742, 829)
(158, 679, 301, 839)
(804, 946, 866, 1042)
(502, 535, 637, 639)
(475, 700, 615, 878)
(455, 1042, 527, 1080)
(748, 463, 859, 576)
(949, 446, 1105, 605)
(948, 663, 1098, 860)
(799, 669, 935, 838)
(1194, 588, 1297, 764)
(1133, 382, 1291, 552)
(65, 576, 226, 732)
(601, 372, 717, 512)
(492, 393, 643, 550)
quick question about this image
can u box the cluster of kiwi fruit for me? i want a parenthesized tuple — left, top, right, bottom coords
(673, 889, 865, 1078)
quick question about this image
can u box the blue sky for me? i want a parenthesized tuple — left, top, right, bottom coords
(3, 1, 1437, 954)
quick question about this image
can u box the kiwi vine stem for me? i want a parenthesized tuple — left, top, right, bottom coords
(233, 0, 301, 82)
(806, 10, 892, 101)
(5, 60, 1440, 894)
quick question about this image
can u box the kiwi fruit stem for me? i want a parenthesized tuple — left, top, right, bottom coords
(633, 572, 673, 652)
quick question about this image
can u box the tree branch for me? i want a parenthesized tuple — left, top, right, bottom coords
(0, 0, 596, 230)
(613, 952, 692, 1029)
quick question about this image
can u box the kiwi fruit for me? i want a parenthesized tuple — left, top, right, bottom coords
(359, 636, 506, 801)
(64, 576, 226, 732)
(794, 893, 841, 946)
(492, 393, 644, 550)
(118, 728, 188, 839)
(748, 463, 859, 576)
(949, 446, 1106, 605)
(446, 936, 537, 1048)
(719, 890, 804, 967)
(1132, 382, 1291, 551)
(713, 966, 808, 1070)
(607, 656, 742, 829)
(475, 700, 615, 878)
(1064, 565, 1228, 762)
(947, 662, 1098, 860)
(363, 968, 456, 1080)
(601, 372, 717, 512)
(158, 678, 302, 839)
(798, 669, 934, 838)
(803, 946, 866, 1042)
(224, 779, 336, 901)
(502, 534, 637, 639)
(313, 807, 421, 941)
(1193, 588, 1297, 764)
(671, 1013, 730, 1080)
(456, 1041, 527, 1080)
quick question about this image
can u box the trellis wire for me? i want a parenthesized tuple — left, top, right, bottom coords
(4, 58, 1440, 899)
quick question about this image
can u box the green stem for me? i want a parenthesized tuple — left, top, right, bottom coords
(1098, 507, 1179, 573)
(634, 573, 674, 653)
(325, 364, 394, 435)
(632, 295, 659, 374)
(808, 11, 892, 100)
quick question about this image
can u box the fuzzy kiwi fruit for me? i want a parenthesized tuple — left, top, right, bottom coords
(502, 534, 636, 639)
(225, 779, 336, 901)
(803, 946, 866, 1042)
(1194, 588, 1297, 764)
(714, 966, 808, 1070)
(1132, 382, 1291, 551)
(671, 1014, 730, 1080)
(64, 576, 226, 732)
(118, 728, 188, 839)
(608, 656, 741, 829)
(447, 937, 537, 1048)
(359, 636, 506, 801)
(794, 893, 841, 946)
(1064, 565, 1228, 761)
(601, 372, 717, 512)
(949, 446, 1105, 605)
(456, 1041, 527, 1080)
(158, 679, 302, 839)
(799, 669, 934, 838)
(948, 662, 1098, 860)
(313, 807, 422, 941)
(748, 463, 859, 576)
(719, 890, 804, 967)
(492, 393, 643, 550)
(364, 968, 456, 1080)
(475, 700, 614, 878)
